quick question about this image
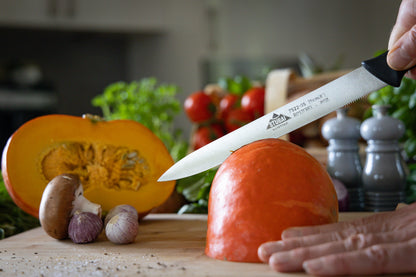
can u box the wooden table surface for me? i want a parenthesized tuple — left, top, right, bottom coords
(0, 212, 413, 277)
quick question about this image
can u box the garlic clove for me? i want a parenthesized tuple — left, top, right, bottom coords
(68, 212, 103, 244)
(104, 204, 138, 226)
(105, 213, 139, 244)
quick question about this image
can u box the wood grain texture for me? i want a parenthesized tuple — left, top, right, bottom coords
(0, 213, 408, 276)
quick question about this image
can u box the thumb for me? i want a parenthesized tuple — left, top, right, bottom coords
(387, 25, 416, 71)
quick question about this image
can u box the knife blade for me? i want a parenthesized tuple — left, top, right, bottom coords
(158, 51, 408, 182)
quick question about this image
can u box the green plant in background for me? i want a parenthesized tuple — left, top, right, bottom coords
(92, 78, 188, 162)
(176, 168, 217, 214)
(367, 76, 416, 203)
(217, 75, 253, 96)
(0, 174, 40, 239)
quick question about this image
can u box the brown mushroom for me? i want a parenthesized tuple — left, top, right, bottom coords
(39, 173, 102, 239)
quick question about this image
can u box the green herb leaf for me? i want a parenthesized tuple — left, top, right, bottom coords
(218, 75, 252, 96)
(175, 168, 217, 214)
(177, 202, 208, 214)
(92, 78, 188, 162)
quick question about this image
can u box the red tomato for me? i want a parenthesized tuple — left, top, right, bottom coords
(184, 91, 216, 123)
(241, 87, 265, 118)
(192, 124, 225, 150)
(225, 108, 254, 132)
(218, 94, 240, 120)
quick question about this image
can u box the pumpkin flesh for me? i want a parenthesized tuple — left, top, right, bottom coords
(2, 114, 175, 218)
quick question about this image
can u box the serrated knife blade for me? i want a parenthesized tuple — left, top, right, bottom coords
(158, 51, 408, 182)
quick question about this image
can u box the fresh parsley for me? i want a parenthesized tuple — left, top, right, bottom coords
(92, 78, 188, 162)
(176, 168, 217, 214)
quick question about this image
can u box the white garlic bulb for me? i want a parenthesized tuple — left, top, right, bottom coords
(105, 212, 139, 244)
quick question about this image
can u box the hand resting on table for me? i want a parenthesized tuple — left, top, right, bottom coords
(258, 203, 416, 275)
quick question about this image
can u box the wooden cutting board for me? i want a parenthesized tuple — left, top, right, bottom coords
(0, 213, 410, 277)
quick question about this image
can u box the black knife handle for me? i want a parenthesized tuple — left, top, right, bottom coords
(362, 51, 408, 87)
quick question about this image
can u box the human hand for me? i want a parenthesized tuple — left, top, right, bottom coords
(387, 0, 416, 79)
(258, 203, 416, 275)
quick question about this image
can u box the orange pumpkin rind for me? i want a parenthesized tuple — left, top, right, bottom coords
(205, 138, 338, 263)
(1, 114, 175, 218)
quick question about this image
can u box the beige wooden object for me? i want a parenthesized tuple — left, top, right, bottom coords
(265, 69, 295, 140)
(0, 213, 408, 277)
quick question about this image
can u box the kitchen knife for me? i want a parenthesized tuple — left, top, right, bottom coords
(158, 51, 408, 182)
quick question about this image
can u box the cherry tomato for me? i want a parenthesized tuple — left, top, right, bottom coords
(184, 91, 216, 123)
(219, 94, 240, 120)
(225, 108, 254, 132)
(192, 124, 225, 150)
(241, 87, 265, 118)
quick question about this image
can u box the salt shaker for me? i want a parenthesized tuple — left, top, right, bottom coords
(360, 105, 407, 211)
(322, 107, 364, 211)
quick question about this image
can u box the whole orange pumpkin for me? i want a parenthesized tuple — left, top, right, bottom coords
(205, 138, 338, 263)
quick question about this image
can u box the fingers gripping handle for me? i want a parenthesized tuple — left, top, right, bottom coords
(362, 51, 408, 87)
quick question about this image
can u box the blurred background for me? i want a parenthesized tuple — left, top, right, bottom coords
(0, 0, 401, 149)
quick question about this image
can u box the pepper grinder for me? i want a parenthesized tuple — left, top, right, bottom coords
(360, 105, 407, 212)
(322, 107, 364, 211)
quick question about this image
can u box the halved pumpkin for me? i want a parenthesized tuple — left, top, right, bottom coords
(1, 114, 175, 218)
(205, 138, 338, 263)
